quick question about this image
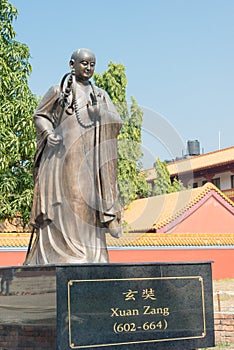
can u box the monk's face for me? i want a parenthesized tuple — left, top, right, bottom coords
(71, 51, 96, 82)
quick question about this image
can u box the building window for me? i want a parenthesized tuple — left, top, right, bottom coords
(212, 177, 220, 189)
(193, 182, 198, 188)
(231, 175, 234, 188)
(202, 180, 207, 186)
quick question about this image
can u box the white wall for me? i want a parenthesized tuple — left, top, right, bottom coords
(188, 171, 233, 190)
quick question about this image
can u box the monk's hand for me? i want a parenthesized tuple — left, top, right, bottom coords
(87, 100, 100, 120)
(47, 133, 62, 147)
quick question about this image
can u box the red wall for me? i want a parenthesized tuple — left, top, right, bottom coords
(0, 248, 233, 280)
(0, 251, 26, 267)
(166, 196, 234, 233)
(109, 248, 234, 280)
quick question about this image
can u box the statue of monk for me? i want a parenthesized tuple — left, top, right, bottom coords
(26, 48, 122, 264)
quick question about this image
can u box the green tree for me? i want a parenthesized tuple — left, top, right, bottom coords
(0, 0, 37, 224)
(94, 62, 149, 206)
(153, 157, 187, 195)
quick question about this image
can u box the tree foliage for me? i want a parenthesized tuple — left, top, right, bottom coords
(94, 62, 149, 206)
(153, 157, 187, 195)
(0, 1, 149, 225)
(0, 0, 37, 224)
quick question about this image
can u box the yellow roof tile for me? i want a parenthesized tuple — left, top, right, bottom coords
(0, 233, 31, 247)
(123, 182, 234, 232)
(107, 232, 234, 247)
(0, 232, 233, 248)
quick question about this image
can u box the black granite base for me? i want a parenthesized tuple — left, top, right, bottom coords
(0, 262, 214, 349)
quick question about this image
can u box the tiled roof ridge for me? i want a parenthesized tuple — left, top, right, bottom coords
(1, 232, 234, 236)
(0, 232, 30, 237)
(207, 182, 234, 206)
(1, 232, 234, 248)
(154, 182, 234, 230)
(0, 232, 31, 248)
(107, 232, 234, 247)
(0, 218, 31, 233)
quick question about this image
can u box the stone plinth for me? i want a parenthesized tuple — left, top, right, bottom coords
(0, 262, 214, 349)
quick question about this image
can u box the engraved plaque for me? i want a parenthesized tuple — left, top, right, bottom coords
(57, 262, 214, 350)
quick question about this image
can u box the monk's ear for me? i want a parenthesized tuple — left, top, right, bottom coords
(69, 59, 74, 68)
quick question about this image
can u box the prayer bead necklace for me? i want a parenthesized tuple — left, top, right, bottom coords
(72, 82, 96, 128)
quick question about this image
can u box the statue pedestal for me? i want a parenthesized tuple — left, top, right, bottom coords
(0, 262, 214, 349)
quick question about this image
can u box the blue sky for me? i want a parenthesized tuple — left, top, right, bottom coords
(10, 0, 234, 168)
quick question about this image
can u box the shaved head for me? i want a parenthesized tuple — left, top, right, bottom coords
(70, 48, 96, 63)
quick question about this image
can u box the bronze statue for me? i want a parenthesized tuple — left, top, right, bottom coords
(25, 48, 122, 264)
